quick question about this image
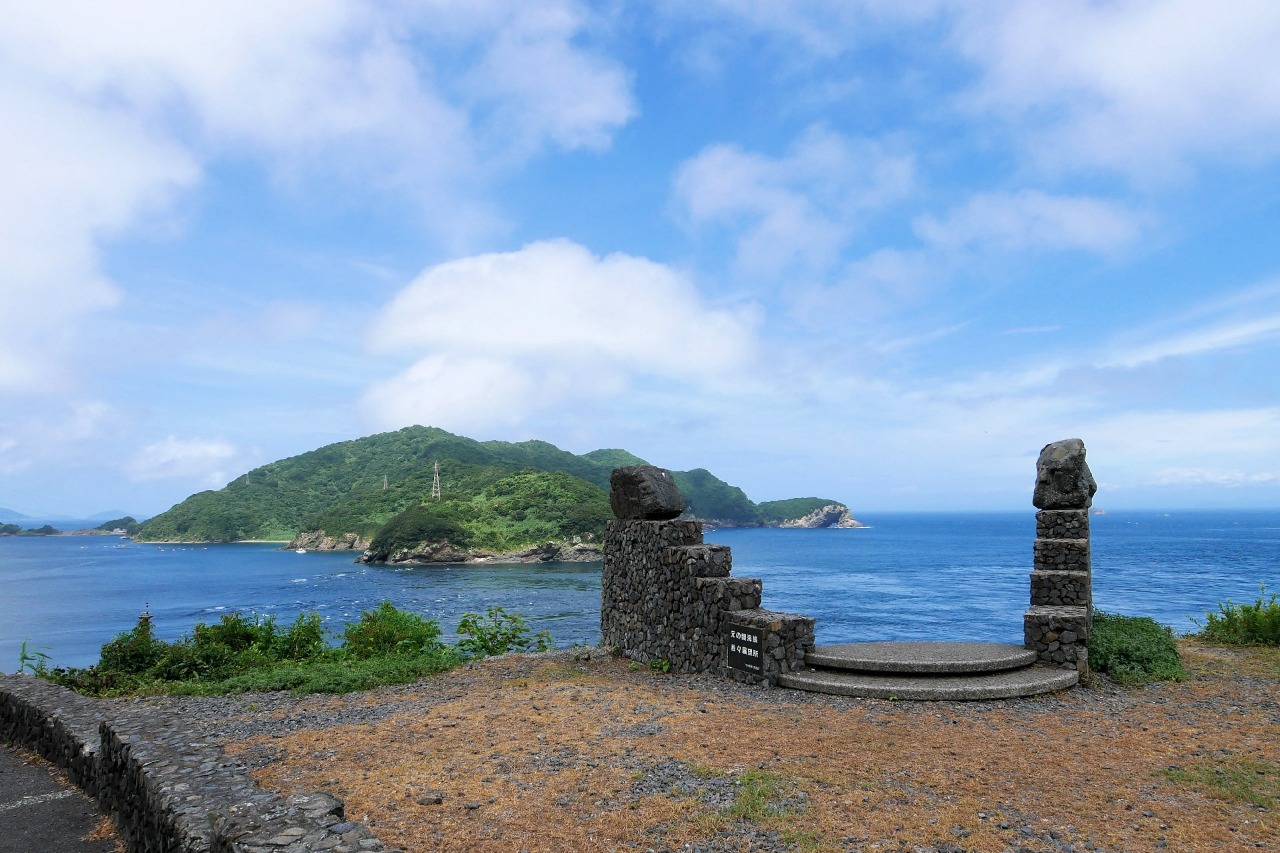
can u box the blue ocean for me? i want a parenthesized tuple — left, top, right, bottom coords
(1, 510, 1277, 670)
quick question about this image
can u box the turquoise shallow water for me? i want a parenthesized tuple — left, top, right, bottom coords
(1, 510, 1276, 670)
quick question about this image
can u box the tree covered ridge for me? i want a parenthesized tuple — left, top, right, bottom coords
(136, 425, 851, 544)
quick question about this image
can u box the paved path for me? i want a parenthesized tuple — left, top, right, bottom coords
(0, 745, 117, 853)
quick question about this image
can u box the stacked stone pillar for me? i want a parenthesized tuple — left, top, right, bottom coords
(601, 465, 813, 685)
(1024, 439, 1096, 674)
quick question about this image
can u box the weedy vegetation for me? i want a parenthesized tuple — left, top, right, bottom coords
(26, 602, 550, 697)
(1193, 583, 1280, 646)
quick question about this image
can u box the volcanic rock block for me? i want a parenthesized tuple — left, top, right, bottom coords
(1033, 438, 1097, 510)
(609, 465, 685, 520)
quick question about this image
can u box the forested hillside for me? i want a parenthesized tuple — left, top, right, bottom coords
(136, 426, 838, 545)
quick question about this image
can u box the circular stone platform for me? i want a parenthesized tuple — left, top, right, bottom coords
(776, 666, 1078, 701)
(805, 642, 1038, 674)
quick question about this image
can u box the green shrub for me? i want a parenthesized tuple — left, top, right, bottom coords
(341, 601, 445, 658)
(98, 620, 167, 675)
(42, 601, 541, 697)
(271, 612, 328, 660)
(456, 606, 552, 658)
(1193, 584, 1280, 646)
(167, 648, 463, 696)
(1090, 610, 1186, 686)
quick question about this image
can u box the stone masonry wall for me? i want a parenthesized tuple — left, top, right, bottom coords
(600, 518, 814, 684)
(602, 519, 762, 673)
(721, 608, 816, 687)
(0, 674, 396, 853)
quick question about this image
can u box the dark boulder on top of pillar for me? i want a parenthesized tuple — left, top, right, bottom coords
(610, 466, 685, 520)
(1033, 438, 1097, 510)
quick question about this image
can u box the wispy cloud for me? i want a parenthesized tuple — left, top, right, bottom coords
(672, 125, 914, 276)
(127, 437, 241, 488)
(914, 190, 1146, 255)
(952, 0, 1280, 178)
(1100, 314, 1280, 369)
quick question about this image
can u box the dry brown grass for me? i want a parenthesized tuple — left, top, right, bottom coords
(226, 642, 1280, 852)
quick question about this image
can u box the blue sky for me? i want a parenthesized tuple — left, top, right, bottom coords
(2, 0, 1280, 519)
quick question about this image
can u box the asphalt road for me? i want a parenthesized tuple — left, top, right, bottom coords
(0, 745, 117, 853)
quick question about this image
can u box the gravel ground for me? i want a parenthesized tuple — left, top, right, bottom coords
(110, 643, 1279, 852)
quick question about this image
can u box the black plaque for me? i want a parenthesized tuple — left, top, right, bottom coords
(726, 623, 764, 674)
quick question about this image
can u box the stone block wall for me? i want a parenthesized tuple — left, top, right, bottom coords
(0, 674, 396, 853)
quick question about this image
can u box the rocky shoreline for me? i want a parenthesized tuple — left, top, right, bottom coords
(225, 502, 867, 561)
(355, 539, 604, 566)
(777, 503, 866, 529)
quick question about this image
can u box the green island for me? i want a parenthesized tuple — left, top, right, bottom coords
(0, 523, 62, 536)
(135, 425, 861, 562)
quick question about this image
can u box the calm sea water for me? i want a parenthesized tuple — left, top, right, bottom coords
(1, 511, 1276, 670)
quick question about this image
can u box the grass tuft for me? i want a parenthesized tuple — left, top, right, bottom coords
(1164, 757, 1280, 809)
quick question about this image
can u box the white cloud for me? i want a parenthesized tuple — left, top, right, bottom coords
(362, 239, 759, 432)
(127, 437, 240, 488)
(673, 126, 914, 276)
(914, 190, 1145, 255)
(0, 0, 634, 391)
(0, 75, 198, 391)
(952, 0, 1280, 178)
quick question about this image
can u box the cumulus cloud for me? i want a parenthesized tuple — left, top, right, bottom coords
(673, 126, 914, 276)
(362, 239, 759, 432)
(0, 0, 634, 391)
(127, 437, 240, 488)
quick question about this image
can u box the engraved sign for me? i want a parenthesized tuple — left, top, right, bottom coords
(725, 623, 764, 674)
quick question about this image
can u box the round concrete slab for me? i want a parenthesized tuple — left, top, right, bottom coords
(777, 666, 1079, 701)
(806, 642, 1038, 674)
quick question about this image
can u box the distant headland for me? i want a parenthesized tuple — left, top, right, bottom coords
(132, 426, 863, 563)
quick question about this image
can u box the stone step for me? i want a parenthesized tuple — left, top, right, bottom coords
(806, 641, 1038, 675)
(777, 666, 1079, 701)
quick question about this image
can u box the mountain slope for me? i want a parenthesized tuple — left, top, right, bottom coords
(136, 426, 855, 544)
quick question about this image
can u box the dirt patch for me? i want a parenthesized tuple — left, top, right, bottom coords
(221, 642, 1278, 852)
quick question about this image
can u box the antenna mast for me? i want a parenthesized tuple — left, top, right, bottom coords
(431, 461, 441, 501)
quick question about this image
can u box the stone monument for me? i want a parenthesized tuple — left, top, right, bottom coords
(1024, 438, 1096, 673)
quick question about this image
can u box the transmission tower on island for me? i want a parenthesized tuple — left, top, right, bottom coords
(431, 461, 441, 501)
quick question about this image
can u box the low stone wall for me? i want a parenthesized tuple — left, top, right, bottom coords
(0, 674, 397, 853)
(721, 608, 815, 686)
